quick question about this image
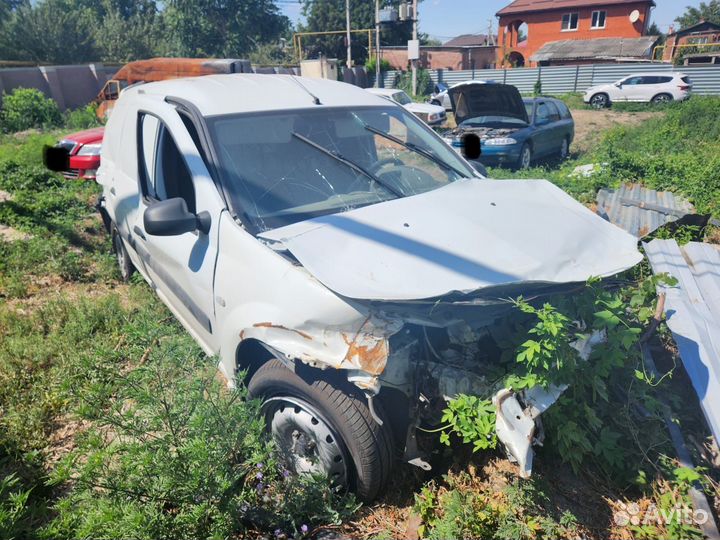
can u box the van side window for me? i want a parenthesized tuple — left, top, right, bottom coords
(138, 113, 197, 214)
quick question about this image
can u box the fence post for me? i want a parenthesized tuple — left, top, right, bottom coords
(574, 65, 579, 93)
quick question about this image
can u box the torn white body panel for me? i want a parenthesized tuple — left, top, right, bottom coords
(260, 178, 643, 301)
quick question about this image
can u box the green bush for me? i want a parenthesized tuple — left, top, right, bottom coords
(64, 104, 101, 131)
(44, 343, 356, 540)
(364, 57, 393, 73)
(397, 68, 433, 98)
(594, 97, 720, 216)
(0, 89, 62, 133)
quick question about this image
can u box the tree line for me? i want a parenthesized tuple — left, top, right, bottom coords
(0, 0, 716, 66)
(0, 0, 421, 66)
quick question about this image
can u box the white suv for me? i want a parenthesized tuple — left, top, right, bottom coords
(584, 72, 693, 108)
(93, 74, 641, 500)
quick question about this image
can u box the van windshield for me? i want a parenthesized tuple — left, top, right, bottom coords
(207, 106, 475, 233)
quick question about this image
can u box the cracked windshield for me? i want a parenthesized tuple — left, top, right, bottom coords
(209, 106, 475, 231)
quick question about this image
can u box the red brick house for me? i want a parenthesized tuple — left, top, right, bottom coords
(496, 0, 656, 67)
(662, 20, 720, 62)
(381, 34, 497, 71)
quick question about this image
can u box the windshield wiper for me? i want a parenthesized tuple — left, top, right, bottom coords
(363, 124, 470, 177)
(291, 132, 404, 198)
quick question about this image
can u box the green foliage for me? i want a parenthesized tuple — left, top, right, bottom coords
(439, 395, 497, 452)
(299, 0, 413, 64)
(45, 343, 356, 539)
(533, 78, 542, 96)
(63, 104, 102, 131)
(162, 0, 289, 58)
(414, 472, 580, 540)
(675, 0, 720, 29)
(397, 68, 432, 98)
(364, 57, 394, 73)
(0, 474, 31, 540)
(0, 89, 62, 133)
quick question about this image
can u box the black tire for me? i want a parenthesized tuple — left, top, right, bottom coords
(652, 93, 673, 105)
(590, 93, 610, 109)
(248, 359, 393, 501)
(516, 143, 532, 170)
(559, 137, 570, 160)
(111, 225, 134, 282)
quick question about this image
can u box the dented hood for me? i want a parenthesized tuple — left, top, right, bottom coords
(259, 179, 643, 301)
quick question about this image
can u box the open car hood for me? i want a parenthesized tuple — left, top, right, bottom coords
(258, 179, 643, 302)
(449, 83, 528, 125)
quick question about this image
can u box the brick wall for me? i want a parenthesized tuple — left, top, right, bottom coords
(498, 2, 653, 67)
(381, 47, 497, 71)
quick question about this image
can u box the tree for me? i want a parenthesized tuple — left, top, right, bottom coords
(299, 0, 418, 64)
(162, 0, 290, 58)
(675, 0, 720, 29)
(94, 9, 162, 62)
(0, 0, 98, 63)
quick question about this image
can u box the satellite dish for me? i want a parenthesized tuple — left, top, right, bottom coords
(630, 10, 641, 23)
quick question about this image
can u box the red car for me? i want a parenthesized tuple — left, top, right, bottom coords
(55, 127, 104, 180)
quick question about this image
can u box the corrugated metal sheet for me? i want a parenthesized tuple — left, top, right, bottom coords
(644, 239, 720, 445)
(596, 183, 695, 237)
(531, 37, 659, 62)
(373, 63, 720, 96)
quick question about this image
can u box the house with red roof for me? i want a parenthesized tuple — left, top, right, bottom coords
(496, 0, 657, 67)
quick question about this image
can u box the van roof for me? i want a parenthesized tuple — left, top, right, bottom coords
(124, 74, 388, 117)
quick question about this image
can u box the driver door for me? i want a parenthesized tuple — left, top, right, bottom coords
(133, 101, 226, 351)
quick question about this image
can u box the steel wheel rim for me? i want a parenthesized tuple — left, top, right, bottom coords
(592, 95, 606, 108)
(264, 397, 348, 487)
(655, 95, 670, 103)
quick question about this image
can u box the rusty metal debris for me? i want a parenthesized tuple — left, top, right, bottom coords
(597, 183, 696, 238)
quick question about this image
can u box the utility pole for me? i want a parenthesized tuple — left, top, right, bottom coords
(411, 0, 418, 96)
(345, 0, 352, 69)
(375, 0, 381, 87)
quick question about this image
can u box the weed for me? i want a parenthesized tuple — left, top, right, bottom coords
(0, 89, 62, 133)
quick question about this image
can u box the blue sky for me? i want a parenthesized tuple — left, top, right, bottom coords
(278, 0, 704, 42)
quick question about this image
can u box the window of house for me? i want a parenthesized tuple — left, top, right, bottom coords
(562, 13, 579, 31)
(591, 10, 607, 29)
(688, 36, 710, 44)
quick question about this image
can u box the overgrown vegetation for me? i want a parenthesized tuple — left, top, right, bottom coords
(490, 97, 720, 219)
(0, 88, 102, 134)
(2, 96, 719, 539)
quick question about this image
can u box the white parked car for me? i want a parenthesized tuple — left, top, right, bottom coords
(86, 74, 641, 501)
(584, 72, 693, 108)
(366, 87, 446, 125)
(429, 80, 494, 111)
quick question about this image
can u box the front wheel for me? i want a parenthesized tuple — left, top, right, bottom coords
(516, 143, 532, 170)
(111, 225, 134, 282)
(559, 137, 570, 160)
(247, 359, 394, 501)
(590, 93, 610, 109)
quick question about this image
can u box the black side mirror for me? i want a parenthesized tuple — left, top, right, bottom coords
(144, 197, 210, 236)
(461, 133, 481, 161)
(43, 145, 69, 172)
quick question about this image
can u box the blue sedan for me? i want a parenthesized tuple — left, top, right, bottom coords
(444, 82, 575, 170)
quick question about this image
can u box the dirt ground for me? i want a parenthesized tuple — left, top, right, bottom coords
(571, 109, 660, 153)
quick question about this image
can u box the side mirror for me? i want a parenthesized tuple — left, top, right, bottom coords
(615, 82, 623, 88)
(144, 197, 210, 236)
(461, 133, 481, 161)
(43, 145, 69, 172)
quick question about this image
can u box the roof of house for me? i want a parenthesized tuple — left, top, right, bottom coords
(530, 36, 659, 62)
(667, 20, 720, 37)
(497, 0, 655, 17)
(443, 34, 493, 47)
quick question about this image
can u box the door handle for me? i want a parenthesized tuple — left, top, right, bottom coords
(133, 226, 146, 241)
